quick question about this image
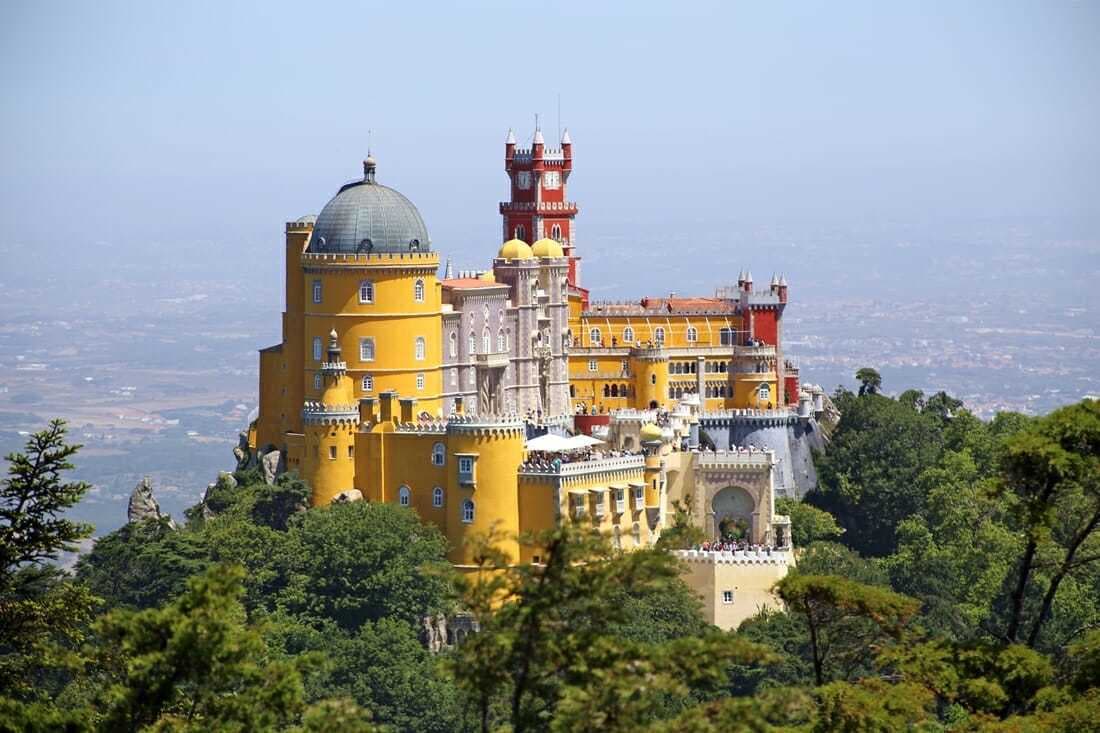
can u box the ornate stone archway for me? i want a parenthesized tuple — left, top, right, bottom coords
(711, 486, 755, 541)
(690, 453, 777, 545)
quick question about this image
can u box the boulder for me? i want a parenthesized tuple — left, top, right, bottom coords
(217, 471, 238, 489)
(127, 477, 176, 528)
(261, 450, 283, 485)
(332, 489, 363, 504)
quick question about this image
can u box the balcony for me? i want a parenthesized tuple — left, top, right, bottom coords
(475, 351, 509, 369)
(519, 454, 645, 477)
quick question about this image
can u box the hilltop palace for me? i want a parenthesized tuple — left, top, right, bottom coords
(249, 129, 833, 629)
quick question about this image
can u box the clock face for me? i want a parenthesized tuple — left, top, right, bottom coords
(517, 171, 531, 190)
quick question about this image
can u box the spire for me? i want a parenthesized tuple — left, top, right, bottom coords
(533, 128, 544, 145)
(779, 275, 788, 286)
(561, 128, 572, 145)
(745, 270, 753, 283)
(770, 273, 780, 287)
(505, 128, 516, 145)
(363, 154, 377, 184)
(444, 259, 454, 280)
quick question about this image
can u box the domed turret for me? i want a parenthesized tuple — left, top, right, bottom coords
(309, 157, 430, 254)
(498, 238, 534, 260)
(640, 423, 663, 443)
(531, 237, 564, 258)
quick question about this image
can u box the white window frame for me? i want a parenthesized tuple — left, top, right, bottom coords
(759, 383, 771, 401)
(622, 326, 634, 343)
(312, 279, 322, 304)
(313, 337, 323, 362)
(614, 488, 625, 513)
(398, 485, 411, 507)
(588, 359, 597, 373)
(687, 326, 698, 343)
(358, 280, 374, 304)
(328, 445, 337, 460)
(468, 332, 476, 355)
(416, 373, 425, 390)
(654, 327, 665, 344)
(432, 443, 445, 466)
(415, 336, 426, 361)
(633, 485, 644, 506)
(313, 373, 322, 390)
(449, 331, 458, 358)
(414, 278, 425, 303)
(361, 374, 373, 392)
(433, 486, 444, 507)
(497, 328, 506, 352)
(589, 327, 601, 345)
(722, 590, 734, 604)
(360, 337, 375, 362)
(482, 328, 491, 354)
(462, 499, 475, 523)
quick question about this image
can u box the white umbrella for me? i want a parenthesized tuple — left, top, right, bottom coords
(565, 434, 604, 449)
(525, 433, 575, 452)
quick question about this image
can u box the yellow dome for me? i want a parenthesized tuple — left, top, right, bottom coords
(640, 423, 663, 442)
(478, 270, 496, 282)
(531, 238, 564, 258)
(498, 238, 533, 260)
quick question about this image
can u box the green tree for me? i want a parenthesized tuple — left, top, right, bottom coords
(998, 399, 1100, 646)
(252, 474, 311, 531)
(775, 574, 919, 686)
(89, 563, 369, 732)
(807, 393, 946, 556)
(654, 496, 705, 551)
(277, 501, 453, 631)
(450, 526, 771, 732)
(775, 498, 842, 548)
(0, 420, 98, 699)
(854, 368, 882, 396)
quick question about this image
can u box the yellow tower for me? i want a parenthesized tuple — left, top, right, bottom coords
(444, 416, 526, 567)
(633, 349, 670, 410)
(301, 329, 359, 506)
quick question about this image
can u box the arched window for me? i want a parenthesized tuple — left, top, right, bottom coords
(551, 224, 562, 240)
(413, 278, 425, 303)
(359, 280, 374, 304)
(449, 331, 457, 358)
(569, 384, 576, 397)
(398, 485, 411, 507)
(482, 328, 491, 354)
(623, 326, 634, 343)
(497, 328, 506, 352)
(313, 337, 323, 362)
(603, 384, 611, 398)
(719, 362, 727, 373)
(686, 326, 698, 342)
(621, 384, 629, 397)
(468, 332, 476, 355)
(654, 327, 665, 344)
(610, 384, 619, 397)
(432, 442, 445, 466)
(359, 337, 375, 362)
(758, 383, 771, 402)
(415, 336, 426, 361)
(433, 487, 444, 507)
(515, 225, 526, 241)
(589, 328, 601, 345)
(361, 375, 373, 392)
(462, 499, 475, 523)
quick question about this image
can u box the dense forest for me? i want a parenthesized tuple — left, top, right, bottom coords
(1, 377, 1098, 732)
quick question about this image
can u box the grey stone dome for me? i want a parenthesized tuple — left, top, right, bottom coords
(308, 162, 430, 254)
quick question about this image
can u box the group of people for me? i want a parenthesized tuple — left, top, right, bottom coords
(695, 539, 777, 554)
(522, 447, 641, 471)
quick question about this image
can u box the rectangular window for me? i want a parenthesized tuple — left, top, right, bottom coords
(362, 375, 373, 392)
(416, 373, 425, 390)
(458, 456, 475, 484)
(633, 485, 644, 506)
(722, 590, 734, 604)
(328, 445, 336, 460)
(312, 280, 322, 304)
(347, 445, 354, 458)
(313, 373, 322, 390)
(360, 338, 375, 362)
(588, 359, 597, 372)
(313, 337, 323, 362)
(615, 488, 625, 513)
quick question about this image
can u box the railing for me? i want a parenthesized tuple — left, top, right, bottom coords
(675, 548, 793, 564)
(519, 454, 644, 476)
(499, 201, 578, 214)
(697, 449, 776, 468)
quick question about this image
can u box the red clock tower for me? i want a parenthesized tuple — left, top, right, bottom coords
(501, 126, 582, 287)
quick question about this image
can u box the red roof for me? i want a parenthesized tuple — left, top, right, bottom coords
(440, 278, 502, 290)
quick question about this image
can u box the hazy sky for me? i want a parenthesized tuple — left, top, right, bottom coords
(1, 1, 1097, 262)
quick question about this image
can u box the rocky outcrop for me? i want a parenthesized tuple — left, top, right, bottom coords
(261, 450, 284, 485)
(127, 477, 177, 528)
(422, 614, 449, 654)
(233, 432, 257, 473)
(332, 489, 363, 504)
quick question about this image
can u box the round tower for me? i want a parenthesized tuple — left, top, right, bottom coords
(633, 349, 670, 410)
(444, 416, 526, 566)
(302, 329, 359, 506)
